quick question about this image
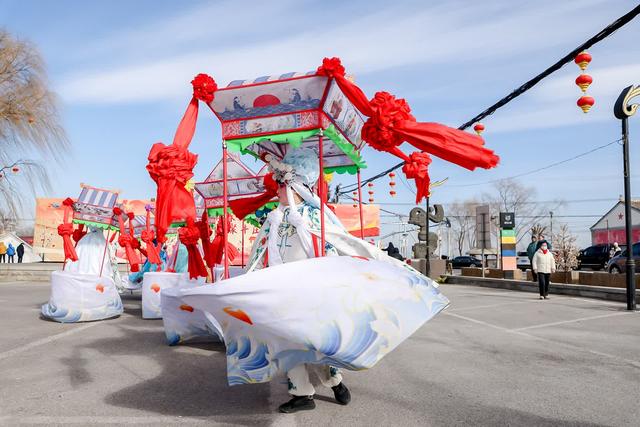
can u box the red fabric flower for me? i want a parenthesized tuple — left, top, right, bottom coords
(147, 142, 198, 242)
(362, 91, 416, 152)
(402, 152, 432, 203)
(316, 57, 346, 79)
(191, 73, 217, 104)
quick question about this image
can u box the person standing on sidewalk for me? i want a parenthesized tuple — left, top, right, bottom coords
(532, 242, 556, 300)
(0, 241, 7, 263)
(526, 235, 538, 282)
(6, 243, 15, 263)
(16, 243, 25, 263)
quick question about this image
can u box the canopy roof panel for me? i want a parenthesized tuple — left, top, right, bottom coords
(72, 184, 120, 230)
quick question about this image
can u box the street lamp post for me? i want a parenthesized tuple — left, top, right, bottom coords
(613, 85, 640, 311)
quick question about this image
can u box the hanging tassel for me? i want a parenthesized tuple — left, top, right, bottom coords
(210, 216, 239, 265)
(57, 198, 78, 262)
(197, 209, 216, 268)
(140, 205, 161, 265)
(178, 217, 208, 279)
(114, 207, 141, 272)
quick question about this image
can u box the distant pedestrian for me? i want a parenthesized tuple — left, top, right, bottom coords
(609, 242, 622, 259)
(6, 243, 15, 263)
(0, 241, 6, 263)
(532, 242, 556, 300)
(16, 243, 24, 263)
(526, 236, 538, 282)
(536, 234, 552, 251)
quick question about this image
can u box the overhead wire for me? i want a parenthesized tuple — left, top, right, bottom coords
(338, 4, 640, 195)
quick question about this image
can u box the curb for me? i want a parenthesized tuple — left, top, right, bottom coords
(445, 275, 640, 303)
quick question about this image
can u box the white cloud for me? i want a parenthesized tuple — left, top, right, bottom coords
(58, 0, 620, 105)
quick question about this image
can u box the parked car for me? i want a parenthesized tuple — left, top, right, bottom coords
(577, 244, 616, 270)
(451, 256, 483, 268)
(606, 242, 640, 273)
(516, 251, 531, 271)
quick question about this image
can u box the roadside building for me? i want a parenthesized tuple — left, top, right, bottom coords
(590, 199, 640, 245)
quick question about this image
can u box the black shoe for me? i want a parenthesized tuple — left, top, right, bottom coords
(332, 382, 351, 405)
(278, 396, 315, 413)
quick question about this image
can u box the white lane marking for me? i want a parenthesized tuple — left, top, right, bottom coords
(447, 300, 538, 313)
(0, 416, 210, 425)
(513, 312, 636, 331)
(0, 323, 98, 361)
(444, 311, 640, 368)
(569, 297, 624, 307)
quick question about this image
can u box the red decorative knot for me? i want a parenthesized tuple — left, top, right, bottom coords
(140, 230, 154, 243)
(361, 91, 416, 153)
(574, 51, 592, 71)
(316, 57, 346, 78)
(575, 74, 593, 93)
(191, 73, 217, 103)
(473, 123, 485, 135)
(127, 212, 135, 220)
(113, 207, 123, 216)
(577, 96, 595, 113)
(402, 152, 432, 181)
(57, 223, 74, 236)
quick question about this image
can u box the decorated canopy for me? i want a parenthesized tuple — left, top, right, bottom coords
(209, 72, 366, 174)
(72, 184, 121, 230)
(195, 155, 277, 225)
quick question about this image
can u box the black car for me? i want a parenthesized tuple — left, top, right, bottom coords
(577, 244, 619, 270)
(451, 256, 482, 268)
(606, 242, 640, 273)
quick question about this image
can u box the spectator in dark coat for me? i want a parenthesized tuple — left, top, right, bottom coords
(16, 243, 25, 263)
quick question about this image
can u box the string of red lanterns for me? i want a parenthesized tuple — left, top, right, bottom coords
(368, 182, 374, 203)
(574, 51, 594, 113)
(388, 172, 396, 197)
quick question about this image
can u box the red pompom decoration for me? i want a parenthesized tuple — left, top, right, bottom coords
(62, 197, 75, 207)
(316, 57, 346, 79)
(361, 91, 416, 152)
(113, 207, 123, 216)
(191, 73, 217, 104)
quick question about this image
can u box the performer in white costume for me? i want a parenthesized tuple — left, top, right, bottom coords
(244, 148, 348, 412)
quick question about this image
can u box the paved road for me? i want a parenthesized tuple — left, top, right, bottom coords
(0, 281, 638, 426)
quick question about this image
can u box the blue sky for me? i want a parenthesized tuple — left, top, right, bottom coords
(2, 0, 640, 248)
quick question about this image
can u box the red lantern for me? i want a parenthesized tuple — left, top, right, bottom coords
(368, 190, 374, 196)
(368, 198, 374, 203)
(368, 182, 374, 188)
(389, 172, 395, 178)
(577, 96, 595, 113)
(473, 123, 485, 136)
(352, 203, 357, 208)
(390, 190, 397, 197)
(11, 167, 19, 174)
(389, 181, 396, 187)
(575, 74, 593, 93)
(574, 51, 592, 71)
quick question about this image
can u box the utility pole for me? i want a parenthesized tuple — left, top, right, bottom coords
(614, 84, 639, 311)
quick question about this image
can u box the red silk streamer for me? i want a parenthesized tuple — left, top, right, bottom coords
(114, 207, 141, 272)
(146, 73, 217, 242)
(58, 198, 78, 262)
(178, 217, 208, 279)
(72, 223, 87, 246)
(229, 173, 278, 220)
(197, 210, 216, 268)
(127, 212, 146, 262)
(210, 216, 239, 265)
(317, 57, 500, 202)
(141, 208, 161, 265)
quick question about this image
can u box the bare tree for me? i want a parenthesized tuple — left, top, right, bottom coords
(553, 224, 579, 272)
(483, 179, 561, 246)
(448, 199, 478, 256)
(0, 29, 67, 220)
